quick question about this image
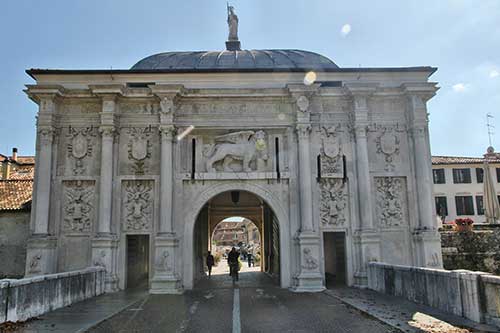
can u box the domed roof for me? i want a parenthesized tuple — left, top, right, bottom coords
(130, 49, 339, 71)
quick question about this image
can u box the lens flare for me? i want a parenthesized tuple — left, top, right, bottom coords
(303, 71, 317, 86)
(177, 125, 195, 141)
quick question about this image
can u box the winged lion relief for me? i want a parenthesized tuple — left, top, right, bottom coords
(204, 130, 268, 172)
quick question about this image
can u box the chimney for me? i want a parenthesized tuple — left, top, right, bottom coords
(2, 159, 10, 179)
(12, 147, 18, 162)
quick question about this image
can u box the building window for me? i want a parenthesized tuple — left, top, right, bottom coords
(476, 196, 484, 215)
(435, 196, 448, 217)
(453, 168, 471, 184)
(476, 168, 484, 183)
(497, 168, 500, 182)
(433, 169, 445, 184)
(455, 196, 474, 215)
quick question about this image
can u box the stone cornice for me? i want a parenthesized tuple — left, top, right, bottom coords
(343, 82, 379, 96)
(150, 84, 185, 98)
(89, 84, 126, 96)
(401, 82, 439, 102)
(24, 85, 65, 104)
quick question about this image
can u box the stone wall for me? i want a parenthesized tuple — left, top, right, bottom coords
(440, 225, 500, 275)
(0, 267, 105, 323)
(0, 211, 30, 278)
(367, 262, 500, 327)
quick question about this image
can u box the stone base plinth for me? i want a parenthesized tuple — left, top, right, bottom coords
(353, 230, 380, 286)
(413, 229, 443, 268)
(150, 274, 183, 294)
(25, 236, 57, 277)
(150, 234, 182, 294)
(91, 236, 119, 292)
(293, 231, 325, 293)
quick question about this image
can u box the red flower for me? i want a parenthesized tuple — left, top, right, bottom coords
(454, 218, 474, 226)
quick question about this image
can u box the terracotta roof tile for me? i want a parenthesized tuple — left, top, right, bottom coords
(0, 180, 33, 211)
(431, 155, 500, 165)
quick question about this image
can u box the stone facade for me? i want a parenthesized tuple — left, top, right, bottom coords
(24, 55, 442, 293)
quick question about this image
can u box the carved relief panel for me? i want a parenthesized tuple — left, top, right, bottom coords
(62, 180, 95, 234)
(121, 180, 154, 232)
(374, 177, 408, 228)
(319, 179, 348, 228)
(203, 130, 269, 172)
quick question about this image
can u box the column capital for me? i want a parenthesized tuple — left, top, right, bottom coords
(354, 125, 368, 138)
(296, 123, 312, 139)
(159, 125, 176, 140)
(99, 126, 116, 138)
(37, 127, 55, 145)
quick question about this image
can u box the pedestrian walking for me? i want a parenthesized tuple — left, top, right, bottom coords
(206, 251, 215, 278)
(247, 253, 253, 267)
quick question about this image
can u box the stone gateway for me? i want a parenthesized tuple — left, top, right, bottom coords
(24, 16, 442, 293)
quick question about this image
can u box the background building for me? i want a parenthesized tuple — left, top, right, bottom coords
(0, 148, 34, 278)
(432, 152, 500, 224)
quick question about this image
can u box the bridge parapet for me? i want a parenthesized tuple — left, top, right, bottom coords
(0, 266, 105, 323)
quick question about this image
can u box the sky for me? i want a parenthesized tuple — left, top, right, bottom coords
(1, 0, 499, 157)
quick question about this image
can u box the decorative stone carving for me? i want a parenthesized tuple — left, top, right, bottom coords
(296, 124, 311, 139)
(123, 180, 153, 231)
(28, 253, 42, 274)
(296, 95, 310, 112)
(93, 250, 107, 269)
(127, 127, 152, 174)
(375, 126, 400, 171)
(67, 127, 96, 175)
(301, 248, 319, 270)
(427, 253, 441, 267)
(375, 177, 406, 227)
(320, 125, 343, 176)
(63, 180, 94, 233)
(160, 97, 175, 114)
(38, 127, 55, 144)
(155, 250, 171, 272)
(320, 179, 347, 227)
(99, 126, 115, 138)
(205, 130, 268, 172)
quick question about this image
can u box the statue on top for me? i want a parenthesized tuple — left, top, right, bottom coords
(227, 4, 239, 41)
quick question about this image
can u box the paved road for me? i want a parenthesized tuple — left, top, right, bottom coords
(89, 263, 397, 333)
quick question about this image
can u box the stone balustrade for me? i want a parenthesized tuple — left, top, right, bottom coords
(367, 262, 500, 328)
(0, 267, 105, 323)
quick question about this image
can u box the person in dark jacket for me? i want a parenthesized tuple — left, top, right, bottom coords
(206, 251, 215, 278)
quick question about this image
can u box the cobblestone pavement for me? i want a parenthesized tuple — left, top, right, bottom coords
(326, 287, 498, 333)
(89, 266, 397, 333)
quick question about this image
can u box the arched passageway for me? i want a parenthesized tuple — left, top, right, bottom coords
(191, 190, 281, 288)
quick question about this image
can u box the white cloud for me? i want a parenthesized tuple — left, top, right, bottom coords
(490, 70, 499, 78)
(452, 83, 468, 92)
(341, 24, 351, 37)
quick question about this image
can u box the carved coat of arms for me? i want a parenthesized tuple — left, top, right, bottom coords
(127, 127, 152, 174)
(67, 127, 95, 175)
(320, 126, 343, 177)
(375, 126, 401, 172)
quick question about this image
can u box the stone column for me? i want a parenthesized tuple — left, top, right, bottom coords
(406, 91, 443, 268)
(97, 97, 116, 236)
(150, 90, 182, 294)
(289, 90, 324, 292)
(26, 95, 58, 276)
(90, 87, 122, 292)
(346, 85, 381, 286)
(159, 124, 175, 234)
(34, 126, 54, 235)
(296, 123, 314, 232)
